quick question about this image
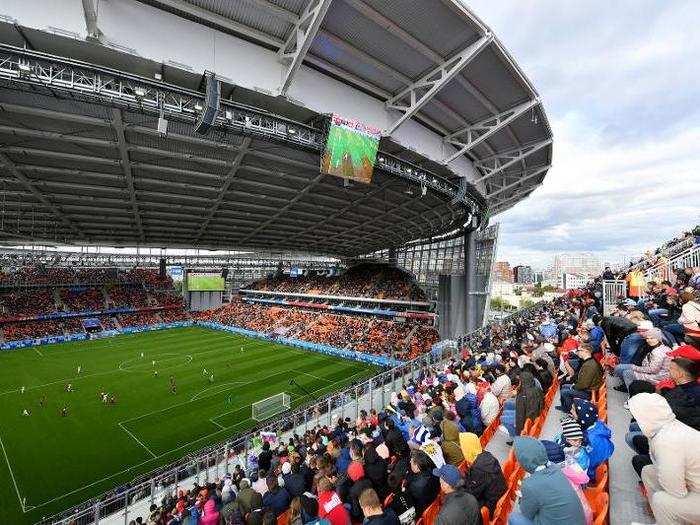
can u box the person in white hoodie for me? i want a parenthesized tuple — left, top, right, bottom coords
(628, 393, 700, 525)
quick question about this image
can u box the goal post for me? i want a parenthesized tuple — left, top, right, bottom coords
(252, 392, 291, 421)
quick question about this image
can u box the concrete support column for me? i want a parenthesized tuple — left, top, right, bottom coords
(464, 227, 477, 333)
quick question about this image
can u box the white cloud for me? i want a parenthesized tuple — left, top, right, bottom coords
(465, 0, 700, 268)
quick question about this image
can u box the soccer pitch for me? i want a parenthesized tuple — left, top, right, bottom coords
(0, 326, 379, 523)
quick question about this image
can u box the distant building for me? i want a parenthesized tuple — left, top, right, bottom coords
(553, 253, 601, 277)
(560, 273, 590, 290)
(532, 272, 544, 284)
(513, 265, 533, 284)
(494, 261, 513, 283)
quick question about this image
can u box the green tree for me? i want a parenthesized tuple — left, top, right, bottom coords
(520, 298, 536, 308)
(490, 296, 512, 311)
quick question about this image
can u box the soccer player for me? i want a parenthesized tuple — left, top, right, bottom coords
(240, 346, 244, 353)
(202, 367, 208, 376)
(140, 352, 144, 358)
(102, 393, 109, 404)
(209, 373, 214, 384)
(61, 406, 68, 417)
(152, 360, 156, 367)
(19, 386, 25, 394)
(66, 383, 73, 392)
(153, 370, 159, 377)
(39, 396, 45, 407)
(77, 365, 82, 374)
(170, 383, 177, 395)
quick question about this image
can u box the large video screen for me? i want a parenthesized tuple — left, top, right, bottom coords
(321, 114, 382, 184)
(188, 272, 225, 291)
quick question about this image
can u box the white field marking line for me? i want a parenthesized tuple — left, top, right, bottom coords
(0, 430, 25, 511)
(292, 369, 333, 383)
(208, 418, 225, 430)
(26, 417, 255, 512)
(24, 362, 375, 511)
(190, 381, 251, 402)
(118, 353, 193, 372)
(118, 422, 156, 459)
(33, 348, 43, 357)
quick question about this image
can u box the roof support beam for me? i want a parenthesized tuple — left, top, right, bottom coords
(194, 137, 252, 243)
(442, 99, 539, 164)
(489, 183, 542, 213)
(0, 152, 85, 240)
(473, 139, 552, 184)
(385, 34, 493, 135)
(278, 0, 333, 96)
(487, 164, 550, 199)
(111, 109, 145, 242)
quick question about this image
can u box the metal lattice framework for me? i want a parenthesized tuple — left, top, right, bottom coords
(0, 45, 485, 256)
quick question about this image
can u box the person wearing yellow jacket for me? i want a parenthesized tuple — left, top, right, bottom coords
(626, 268, 646, 299)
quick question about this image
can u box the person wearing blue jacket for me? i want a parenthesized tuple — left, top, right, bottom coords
(508, 437, 586, 525)
(454, 386, 484, 435)
(572, 398, 614, 481)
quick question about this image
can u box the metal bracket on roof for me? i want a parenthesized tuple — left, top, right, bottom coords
(277, 0, 333, 96)
(473, 139, 552, 185)
(81, 0, 103, 43)
(489, 183, 543, 214)
(384, 33, 493, 136)
(487, 164, 550, 199)
(442, 99, 539, 164)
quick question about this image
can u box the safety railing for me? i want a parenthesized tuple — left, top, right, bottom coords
(37, 301, 551, 525)
(644, 243, 700, 282)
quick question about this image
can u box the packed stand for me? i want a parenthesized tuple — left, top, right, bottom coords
(555, 261, 700, 525)
(0, 288, 58, 320)
(59, 286, 105, 312)
(117, 312, 164, 328)
(248, 263, 428, 302)
(196, 300, 440, 360)
(108, 286, 151, 308)
(129, 297, 592, 525)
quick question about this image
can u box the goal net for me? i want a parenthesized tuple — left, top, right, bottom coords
(252, 392, 291, 421)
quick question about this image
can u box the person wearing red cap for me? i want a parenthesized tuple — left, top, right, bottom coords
(342, 461, 373, 522)
(667, 344, 700, 361)
(666, 357, 700, 405)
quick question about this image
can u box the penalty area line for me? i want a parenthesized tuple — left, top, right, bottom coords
(118, 422, 157, 459)
(0, 431, 26, 512)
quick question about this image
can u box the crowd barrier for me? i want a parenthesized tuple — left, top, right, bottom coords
(195, 320, 402, 367)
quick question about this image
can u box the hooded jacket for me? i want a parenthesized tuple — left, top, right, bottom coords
(463, 451, 507, 513)
(406, 469, 440, 517)
(435, 489, 480, 525)
(439, 419, 465, 466)
(583, 420, 614, 481)
(455, 388, 484, 435)
(513, 437, 586, 525)
(515, 372, 544, 435)
(629, 393, 700, 498)
(199, 499, 220, 525)
(573, 357, 604, 392)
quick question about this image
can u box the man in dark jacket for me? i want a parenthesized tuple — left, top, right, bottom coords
(223, 479, 262, 522)
(343, 461, 373, 522)
(359, 488, 400, 525)
(432, 464, 480, 525)
(383, 418, 409, 458)
(463, 451, 507, 514)
(363, 444, 389, 497)
(406, 450, 440, 516)
(515, 371, 544, 435)
(257, 442, 273, 473)
(281, 462, 305, 498)
(601, 316, 637, 356)
(261, 476, 290, 517)
(558, 344, 604, 412)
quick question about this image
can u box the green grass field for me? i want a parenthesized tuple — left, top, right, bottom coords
(0, 327, 379, 523)
(187, 275, 225, 291)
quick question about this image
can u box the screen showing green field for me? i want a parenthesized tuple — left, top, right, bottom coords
(187, 273, 225, 291)
(321, 114, 382, 184)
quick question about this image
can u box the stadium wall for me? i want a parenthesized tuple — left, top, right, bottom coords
(1, 0, 483, 188)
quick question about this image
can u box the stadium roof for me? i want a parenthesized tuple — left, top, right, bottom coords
(0, 0, 552, 256)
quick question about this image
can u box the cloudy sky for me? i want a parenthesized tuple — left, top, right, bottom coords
(466, 0, 700, 269)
